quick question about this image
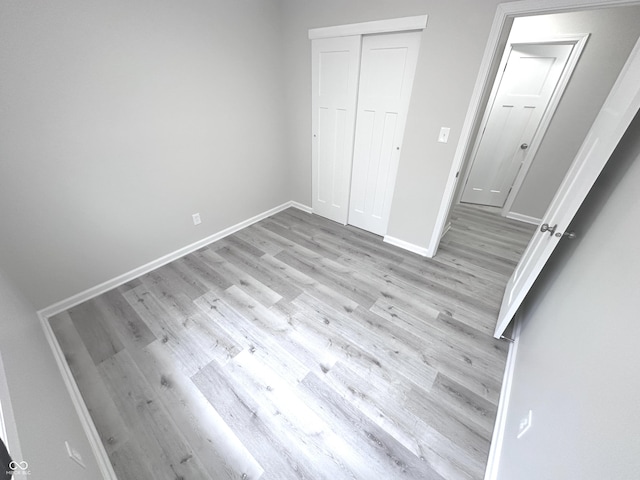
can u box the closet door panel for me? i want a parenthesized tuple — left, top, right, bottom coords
(349, 110, 376, 214)
(348, 32, 421, 235)
(312, 36, 362, 224)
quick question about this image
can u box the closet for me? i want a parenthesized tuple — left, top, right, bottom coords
(311, 27, 422, 236)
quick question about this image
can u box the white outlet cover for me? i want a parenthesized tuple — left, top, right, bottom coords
(517, 410, 533, 439)
(438, 127, 451, 143)
(65, 441, 86, 468)
(192, 213, 202, 225)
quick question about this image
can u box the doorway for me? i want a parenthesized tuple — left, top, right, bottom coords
(426, 3, 640, 480)
(460, 38, 585, 209)
(432, 3, 640, 260)
(433, 4, 640, 342)
(439, 5, 640, 254)
(440, 6, 640, 338)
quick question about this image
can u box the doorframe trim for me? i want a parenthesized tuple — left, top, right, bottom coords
(427, 0, 640, 258)
(308, 15, 427, 40)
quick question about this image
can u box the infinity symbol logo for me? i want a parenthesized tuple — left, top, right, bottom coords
(9, 460, 29, 470)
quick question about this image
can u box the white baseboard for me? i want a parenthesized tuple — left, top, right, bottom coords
(38, 201, 308, 319)
(440, 222, 452, 240)
(290, 201, 313, 214)
(484, 316, 523, 480)
(383, 235, 433, 257)
(505, 212, 541, 225)
(38, 311, 118, 480)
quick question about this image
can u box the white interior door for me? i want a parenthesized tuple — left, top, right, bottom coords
(312, 36, 362, 224)
(461, 43, 573, 207)
(494, 38, 640, 339)
(348, 32, 421, 236)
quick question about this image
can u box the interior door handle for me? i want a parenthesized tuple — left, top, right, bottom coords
(556, 230, 577, 239)
(540, 223, 557, 236)
(520, 143, 529, 150)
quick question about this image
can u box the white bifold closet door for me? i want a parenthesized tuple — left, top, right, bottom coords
(348, 32, 421, 236)
(312, 32, 421, 234)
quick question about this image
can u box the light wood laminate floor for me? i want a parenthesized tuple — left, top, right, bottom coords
(50, 204, 535, 480)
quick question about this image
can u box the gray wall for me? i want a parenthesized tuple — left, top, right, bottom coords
(508, 7, 640, 220)
(2, 1, 640, 308)
(0, 268, 101, 479)
(0, 0, 289, 309)
(497, 111, 640, 479)
(281, 0, 518, 248)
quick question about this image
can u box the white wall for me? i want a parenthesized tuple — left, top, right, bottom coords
(281, 0, 519, 248)
(496, 111, 640, 479)
(508, 7, 640, 220)
(0, 268, 101, 480)
(0, 0, 289, 309)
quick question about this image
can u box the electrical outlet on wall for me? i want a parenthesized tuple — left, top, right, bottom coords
(65, 441, 86, 468)
(517, 410, 533, 439)
(192, 213, 201, 225)
(438, 127, 451, 143)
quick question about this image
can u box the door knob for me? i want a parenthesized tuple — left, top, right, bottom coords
(540, 223, 557, 236)
(555, 231, 577, 239)
(520, 143, 529, 150)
